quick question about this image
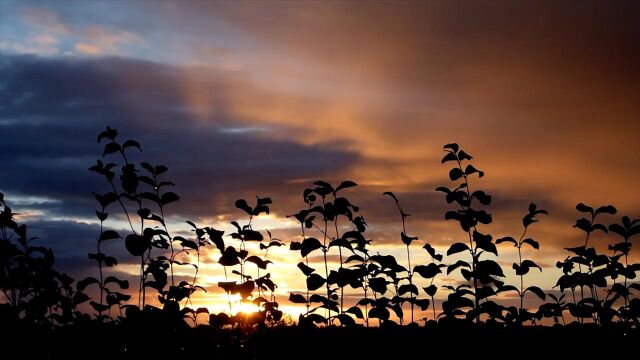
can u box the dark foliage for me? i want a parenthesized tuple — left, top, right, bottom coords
(1, 130, 638, 357)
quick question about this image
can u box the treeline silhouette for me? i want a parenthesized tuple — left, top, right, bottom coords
(1, 127, 638, 358)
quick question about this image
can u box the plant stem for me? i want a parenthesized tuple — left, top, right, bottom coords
(334, 214, 343, 314)
(456, 157, 480, 323)
(516, 226, 528, 318)
(321, 196, 331, 326)
(302, 224, 310, 316)
(96, 213, 105, 319)
(518, 245, 524, 312)
(406, 244, 414, 323)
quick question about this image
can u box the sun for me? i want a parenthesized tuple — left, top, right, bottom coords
(233, 300, 260, 314)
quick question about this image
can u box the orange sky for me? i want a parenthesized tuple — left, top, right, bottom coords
(1, 0, 638, 319)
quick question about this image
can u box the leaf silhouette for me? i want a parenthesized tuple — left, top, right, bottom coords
(368, 277, 388, 293)
(576, 203, 594, 214)
(496, 236, 517, 246)
(447, 242, 470, 256)
(524, 286, 546, 301)
(335, 180, 357, 192)
(449, 168, 463, 181)
(368, 307, 390, 321)
(595, 205, 617, 215)
(125, 234, 150, 257)
(306, 273, 326, 291)
(383, 191, 398, 201)
(289, 293, 307, 304)
(243, 229, 264, 241)
(297, 262, 315, 276)
(300, 237, 323, 257)
(472, 190, 491, 205)
(414, 264, 444, 279)
(346, 306, 364, 319)
(336, 313, 356, 326)
(77, 276, 99, 291)
(443, 143, 459, 152)
(105, 276, 129, 289)
(160, 192, 180, 205)
(401, 232, 418, 245)
(99, 230, 120, 241)
(423, 243, 443, 261)
(122, 139, 141, 151)
(521, 238, 540, 249)
(398, 284, 419, 296)
(441, 152, 458, 163)
(424, 284, 438, 296)
(97, 126, 117, 142)
(90, 301, 110, 312)
(246, 255, 272, 270)
(102, 142, 121, 157)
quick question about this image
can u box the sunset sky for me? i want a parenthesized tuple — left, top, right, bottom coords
(1, 0, 639, 318)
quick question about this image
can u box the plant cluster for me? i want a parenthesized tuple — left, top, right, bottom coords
(1, 129, 638, 334)
(0, 193, 90, 326)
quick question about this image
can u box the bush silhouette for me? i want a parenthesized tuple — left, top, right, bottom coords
(1, 127, 639, 358)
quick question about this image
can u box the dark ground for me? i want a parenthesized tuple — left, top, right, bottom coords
(2, 322, 636, 360)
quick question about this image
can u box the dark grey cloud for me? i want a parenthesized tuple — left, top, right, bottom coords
(0, 55, 358, 221)
(21, 219, 132, 278)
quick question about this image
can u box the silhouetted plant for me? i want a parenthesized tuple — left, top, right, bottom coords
(606, 216, 640, 326)
(289, 180, 364, 327)
(0, 193, 88, 326)
(78, 190, 130, 320)
(416, 242, 444, 322)
(384, 191, 431, 325)
(436, 143, 504, 323)
(287, 194, 318, 320)
(217, 196, 280, 327)
(539, 293, 567, 326)
(91, 127, 148, 308)
(555, 203, 617, 324)
(366, 253, 406, 325)
(256, 230, 284, 326)
(496, 203, 547, 325)
(91, 127, 218, 324)
(336, 215, 372, 326)
(6, 125, 640, 353)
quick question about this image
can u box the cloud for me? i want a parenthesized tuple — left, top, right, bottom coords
(4, 4, 146, 58)
(2, 2, 639, 307)
(21, 6, 70, 35)
(74, 43, 101, 55)
(100, 0, 639, 221)
(77, 25, 145, 55)
(0, 55, 358, 222)
(1, 33, 61, 57)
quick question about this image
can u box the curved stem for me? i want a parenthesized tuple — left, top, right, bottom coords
(96, 213, 105, 318)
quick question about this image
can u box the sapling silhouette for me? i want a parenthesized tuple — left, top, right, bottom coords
(556, 203, 617, 324)
(217, 196, 281, 328)
(416, 242, 444, 322)
(288, 204, 317, 320)
(256, 230, 284, 326)
(92, 128, 148, 308)
(344, 225, 372, 326)
(92, 127, 203, 314)
(384, 191, 430, 325)
(607, 216, 640, 326)
(289, 180, 361, 327)
(78, 191, 130, 320)
(496, 203, 547, 325)
(436, 143, 504, 323)
(539, 293, 567, 325)
(6, 125, 640, 360)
